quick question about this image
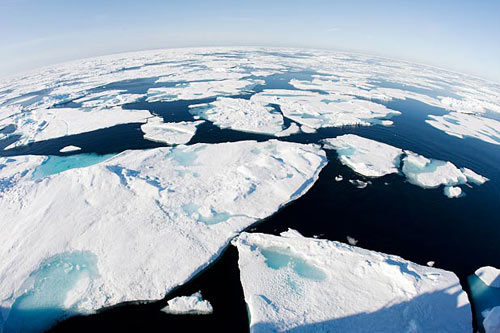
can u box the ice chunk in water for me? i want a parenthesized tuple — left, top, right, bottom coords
(161, 291, 213, 315)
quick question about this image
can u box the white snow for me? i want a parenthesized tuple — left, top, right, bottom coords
(443, 186, 463, 198)
(322, 134, 403, 177)
(0, 107, 152, 149)
(475, 266, 500, 288)
(140, 116, 204, 144)
(275, 123, 301, 137)
(161, 291, 213, 315)
(73, 90, 143, 109)
(483, 306, 500, 333)
(59, 145, 82, 153)
(0, 140, 326, 332)
(334, 175, 343, 182)
(233, 230, 471, 332)
(426, 112, 500, 145)
(189, 97, 284, 135)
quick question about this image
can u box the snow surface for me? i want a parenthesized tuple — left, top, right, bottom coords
(475, 267, 500, 288)
(73, 90, 143, 109)
(189, 97, 284, 135)
(0, 140, 326, 332)
(233, 230, 471, 332)
(140, 116, 204, 144)
(461, 167, 489, 185)
(161, 292, 213, 315)
(59, 145, 81, 153)
(426, 112, 500, 145)
(0, 107, 152, 149)
(322, 134, 402, 177)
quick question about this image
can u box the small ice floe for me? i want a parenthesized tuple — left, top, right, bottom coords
(335, 175, 343, 182)
(346, 236, 358, 245)
(427, 261, 435, 267)
(59, 145, 82, 153)
(161, 291, 213, 315)
(233, 230, 471, 332)
(443, 186, 463, 198)
(476, 266, 500, 288)
(141, 116, 204, 144)
(349, 179, 371, 189)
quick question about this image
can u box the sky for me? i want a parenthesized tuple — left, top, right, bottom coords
(1, 0, 500, 81)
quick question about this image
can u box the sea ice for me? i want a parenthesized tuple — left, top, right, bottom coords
(483, 306, 500, 333)
(426, 112, 500, 145)
(476, 267, 500, 288)
(59, 145, 82, 153)
(0, 140, 327, 332)
(461, 167, 489, 185)
(73, 90, 143, 109)
(140, 116, 204, 144)
(161, 291, 213, 315)
(322, 134, 403, 177)
(189, 97, 284, 135)
(32, 153, 116, 180)
(252, 89, 400, 130)
(0, 107, 152, 149)
(443, 186, 463, 198)
(233, 230, 471, 332)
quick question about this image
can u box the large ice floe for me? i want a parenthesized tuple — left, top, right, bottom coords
(140, 116, 204, 144)
(322, 134, 488, 197)
(251, 89, 400, 132)
(189, 97, 285, 135)
(233, 230, 471, 332)
(468, 267, 500, 333)
(0, 140, 326, 331)
(426, 112, 500, 145)
(0, 107, 152, 149)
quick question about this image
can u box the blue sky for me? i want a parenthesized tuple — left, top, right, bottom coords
(1, 0, 499, 81)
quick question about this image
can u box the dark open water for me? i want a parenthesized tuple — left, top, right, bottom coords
(1, 70, 498, 332)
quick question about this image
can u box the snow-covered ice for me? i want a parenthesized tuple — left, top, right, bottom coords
(0, 140, 326, 332)
(73, 90, 143, 109)
(161, 292, 213, 315)
(322, 134, 403, 177)
(189, 97, 284, 135)
(0, 107, 152, 149)
(323, 134, 488, 196)
(426, 112, 500, 145)
(443, 186, 463, 198)
(59, 145, 82, 153)
(476, 267, 500, 288)
(233, 230, 471, 332)
(349, 179, 371, 189)
(141, 116, 204, 144)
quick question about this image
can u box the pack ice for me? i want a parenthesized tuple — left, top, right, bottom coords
(0, 140, 327, 332)
(233, 230, 471, 332)
(323, 134, 488, 197)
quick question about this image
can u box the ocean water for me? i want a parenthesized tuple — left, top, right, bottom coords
(1, 68, 499, 332)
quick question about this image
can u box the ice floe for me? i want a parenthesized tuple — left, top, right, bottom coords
(73, 90, 143, 109)
(0, 107, 152, 149)
(323, 134, 488, 196)
(252, 89, 400, 131)
(426, 112, 500, 145)
(233, 230, 471, 332)
(483, 306, 500, 333)
(476, 267, 500, 288)
(141, 116, 204, 144)
(322, 134, 402, 177)
(189, 97, 284, 135)
(443, 186, 463, 198)
(0, 140, 326, 331)
(161, 291, 213, 315)
(59, 145, 82, 153)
